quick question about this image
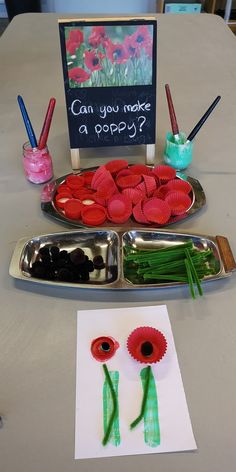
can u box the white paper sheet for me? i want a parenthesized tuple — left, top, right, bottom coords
(75, 305, 197, 459)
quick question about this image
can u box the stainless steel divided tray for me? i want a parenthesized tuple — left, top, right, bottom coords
(9, 229, 236, 290)
(40, 166, 206, 229)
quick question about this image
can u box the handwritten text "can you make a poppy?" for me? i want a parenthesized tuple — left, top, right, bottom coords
(70, 99, 151, 139)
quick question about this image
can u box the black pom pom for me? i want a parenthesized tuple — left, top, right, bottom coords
(38, 246, 50, 257)
(50, 246, 60, 258)
(93, 255, 105, 269)
(70, 248, 86, 265)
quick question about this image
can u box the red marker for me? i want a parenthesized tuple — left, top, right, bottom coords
(38, 97, 56, 150)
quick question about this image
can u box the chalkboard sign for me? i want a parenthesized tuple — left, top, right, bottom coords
(58, 18, 157, 152)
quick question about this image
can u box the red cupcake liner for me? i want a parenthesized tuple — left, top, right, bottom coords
(143, 197, 171, 224)
(93, 193, 107, 206)
(96, 176, 118, 199)
(127, 326, 167, 364)
(135, 181, 147, 196)
(165, 191, 192, 216)
(115, 168, 132, 179)
(107, 212, 131, 224)
(152, 165, 176, 183)
(153, 185, 171, 200)
(122, 188, 143, 205)
(96, 186, 117, 200)
(81, 204, 107, 226)
(91, 165, 109, 189)
(166, 178, 192, 194)
(91, 170, 112, 190)
(105, 159, 129, 175)
(116, 174, 142, 189)
(64, 199, 82, 220)
(130, 164, 153, 176)
(91, 336, 120, 362)
(133, 200, 150, 224)
(143, 175, 157, 197)
(107, 193, 132, 218)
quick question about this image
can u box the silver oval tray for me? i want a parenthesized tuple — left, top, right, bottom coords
(9, 229, 235, 290)
(41, 166, 206, 229)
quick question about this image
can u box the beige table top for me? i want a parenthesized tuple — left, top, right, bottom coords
(0, 12, 236, 472)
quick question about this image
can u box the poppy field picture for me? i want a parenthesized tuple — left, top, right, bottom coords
(65, 23, 154, 88)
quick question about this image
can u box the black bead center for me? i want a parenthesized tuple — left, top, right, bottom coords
(101, 342, 110, 352)
(141, 341, 153, 357)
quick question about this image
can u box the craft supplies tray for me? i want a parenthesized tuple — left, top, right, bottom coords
(40, 165, 206, 229)
(9, 229, 236, 291)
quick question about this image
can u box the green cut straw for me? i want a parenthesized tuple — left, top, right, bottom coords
(102, 364, 118, 446)
(130, 365, 151, 429)
(184, 259, 196, 299)
(185, 248, 203, 296)
(143, 273, 188, 282)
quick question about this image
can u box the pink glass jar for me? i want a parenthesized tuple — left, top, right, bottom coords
(22, 142, 53, 184)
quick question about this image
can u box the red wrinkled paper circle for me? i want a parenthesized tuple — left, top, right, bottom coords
(165, 191, 192, 216)
(143, 197, 171, 224)
(91, 336, 120, 362)
(153, 165, 176, 182)
(105, 159, 129, 174)
(166, 178, 192, 194)
(127, 326, 167, 364)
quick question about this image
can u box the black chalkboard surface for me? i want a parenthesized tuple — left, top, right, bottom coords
(58, 18, 157, 150)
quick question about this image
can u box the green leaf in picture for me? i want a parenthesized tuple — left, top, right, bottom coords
(75, 43, 86, 67)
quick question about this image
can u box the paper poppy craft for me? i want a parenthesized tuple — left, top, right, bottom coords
(75, 306, 197, 459)
(90, 327, 167, 448)
(90, 336, 120, 446)
(127, 326, 167, 447)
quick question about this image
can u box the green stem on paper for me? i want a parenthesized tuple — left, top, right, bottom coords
(102, 364, 119, 446)
(141, 366, 160, 447)
(130, 365, 151, 429)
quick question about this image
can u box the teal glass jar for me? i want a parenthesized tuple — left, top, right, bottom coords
(164, 132, 193, 170)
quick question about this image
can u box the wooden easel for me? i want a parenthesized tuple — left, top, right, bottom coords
(70, 143, 156, 170)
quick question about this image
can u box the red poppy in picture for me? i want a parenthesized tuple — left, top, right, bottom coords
(68, 28, 84, 45)
(88, 25, 107, 48)
(127, 326, 167, 364)
(66, 40, 77, 55)
(131, 25, 152, 51)
(124, 34, 140, 58)
(91, 336, 120, 362)
(84, 50, 102, 71)
(66, 28, 84, 55)
(106, 41, 129, 64)
(68, 67, 91, 83)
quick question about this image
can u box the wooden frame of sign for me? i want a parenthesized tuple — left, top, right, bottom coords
(59, 17, 157, 169)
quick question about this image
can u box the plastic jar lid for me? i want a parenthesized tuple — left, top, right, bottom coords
(64, 199, 82, 220)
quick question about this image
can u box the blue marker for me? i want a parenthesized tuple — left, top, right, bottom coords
(17, 95, 37, 148)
